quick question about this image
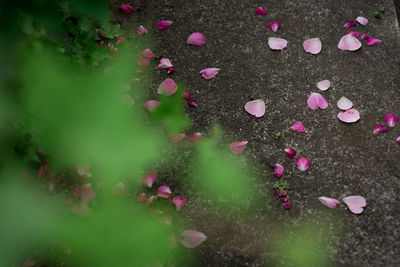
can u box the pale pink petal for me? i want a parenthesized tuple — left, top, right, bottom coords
(229, 141, 248, 154)
(140, 49, 155, 59)
(373, 124, 388, 135)
(79, 183, 96, 204)
(156, 20, 172, 30)
(342, 196, 366, 214)
(318, 196, 340, 209)
(244, 99, 265, 117)
(274, 164, 284, 178)
(356, 16, 368, 26)
(346, 30, 360, 37)
(290, 121, 306, 132)
(137, 193, 147, 202)
(303, 38, 322, 54)
(137, 25, 148, 35)
(337, 97, 353, 110)
(120, 4, 134, 14)
(285, 148, 296, 159)
(156, 58, 173, 69)
(317, 80, 330, 91)
(170, 133, 186, 143)
(296, 157, 310, 171)
(338, 109, 360, 123)
(361, 34, 369, 40)
(366, 36, 381, 46)
(157, 185, 172, 199)
(158, 78, 178, 96)
(307, 93, 328, 110)
(396, 136, 400, 144)
(187, 99, 198, 107)
(256, 7, 267, 16)
(187, 32, 206, 46)
(344, 20, 356, 28)
(181, 230, 207, 248)
(268, 22, 281, 32)
(338, 34, 362, 51)
(199, 68, 220, 79)
(268, 37, 288, 50)
(143, 171, 157, 188)
(172, 196, 188, 211)
(189, 132, 203, 143)
(76, 165, 92, 179)
(144, 100, 160, 112)
(385, 113, 399, 127)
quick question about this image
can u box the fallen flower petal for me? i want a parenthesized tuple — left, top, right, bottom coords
(138, 25, 148, 35)
(318, 196, 340, 208)
(230, 141, 248, 154)
(307, 93, 328, 110)
(396, 137, 400, 144)
(296, 157, 310, 171)
(137, 57, 151, 67)
(373, 124, 388, 134)
(338, 34, 362, 51)
(158, 185, 172, 199)
(181, 230, 207, 248)
(200, 68, 220, 79)
(268, 37, 288, 50)
(156, 20, 172, 30)
(244, 99, 265, 117)
(283, 202, 292, 210)
(268, 22, 281, 32)
(140, 49, 155, 59)
(189, 132, 203, 143)
(120, 4, 134, 14)
(337, 97, 353, 110)
(356, 16, 368, 26)
(344, 20, 356, 28)
(187, 99, 198, 107)
(361, 34, 369, 40)
(366, 36, 381, 46)
(143, 171, 157, 188)
(182, 91, 191, 100)
(342, 196, 366, 214)
(167, 66, 175, 74)
(303, 38, 322, 54)
(187, 32, 206, 46)
(170, 133, 186, 143)
(274, 164, 284, 178)
(338, 109, 360, 123)
(144, 100, 160, 112)
(385, 113, 399, 127)
(256, 7, 267, 16)
(290, 121, 306, 132)
(137, 193, 147, 202)
(285, 148, 297, 159)
(156, 58, 173, 69)
(158, 78, 178, 96)
(346, 30, 360, 37)
(172, 196, 188, 211)
(317, 80, 330, 91)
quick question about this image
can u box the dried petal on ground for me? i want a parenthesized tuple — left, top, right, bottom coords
(342, 196, 367, 214)
(120, 5, 134, 14)
(268, 37, 288, 50)
(318, 197, 340, 208)
(138, 25, 147, 35)
(274, 164, 284, 178)
(337, 97, 353, 110)
(189, 132, 203, 143)
(144, 100, 160, 112)
(143, 171, 157, 188)
(366, 36, 381, 46)
(157, 78, 178, 96)
(346, 30, 360, 37)
(268, 22, 281, 32)
(296, 157, 310, 171)
(303, 38, 322, 54)
(344, 20, 356, 28)
(285, 148, 297, 159)
(373, 124, 388, 134)
(199, 68, 220, 79)
(157, 185, 172, 199)
(338, 109, 360, 123)
(317, 79, 330, 91)
(256, 7, 267, 16)
(172, 196, 188, 211)
(385, 113, 399, 127)
(229, 141, 248, 154)
(156, 58, 174, 69)
(338, 34, 362, 51)
(187, 32, 207, 46)
(156, 20, 172, 30)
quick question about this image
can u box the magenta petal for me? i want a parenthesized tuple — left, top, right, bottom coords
(344, 20, 356, 28)
(361, 34, 369, 40)
(137, 25, 148, 35)
(346, 30, 360, 37)
(366, 36, 381, 46)
(143, 171, 157, 188)
(158, 78, 178, 96)
(385, 113, 399, 127)
(337, 97, 353, 110)
(172, 196, 188, 211)
(318, 196, 340, 209)
(268, 22, 281, 32)
(274, 164, 284, 178)
(396, 137, 400, 144)
(187, 99, 198, 107)
(296, 157, 310, 171)
(356, 16, 368, 26)
(156, 58, 174, 69)
(290, 121, 306, 132)
(189, 132, 203, 143)
(256, 7, 267, 16)
(244, 99, 265, 117)
(170, 133, 186, 143)
(268, 37, 288, 50)
(285, 148, 297, 159)
(157, 185, 172, 199)
(120, 4, 134, 14)
(199, 68, 220, 79)
(317, 80, 330, 91)
(338, 34, 362, 51)
(144, 100, 160, 112)
(156, 20, 172, 30)
(373, 124, 388, 135)
(342, 196, 366, 214)
(338, 109, 360, 123)
(182, 91, 191, 100)
(229, 141, 248, 155)
(181, 230, 207, 248)
(303, 38, 322, 54)
(307, 93, 328, 110)
(187, 32, 207, 46)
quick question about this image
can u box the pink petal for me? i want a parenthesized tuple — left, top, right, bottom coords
(140, 49, 155, 59)
(170, 133, 186, 143)
(187, 99, 198, 107)
(256, 7, 267, 16)
(373, 124, 388, 135)
(337, 97, 353, 110)
(157, 185, 172, 199)
(285, 148, 297, 159)
(156, 20, 172, 30)
(158, 78, 178, 96)
(137, 25, 148, 35)
(187, 32, 206, 46)
(303, 38, 322, 54)
(146, 195, 155, 207)
(356, 16, 368, 26)
(346, 30, 360, 37)
(268, 22, 281, 32)
(172, 196, 188, 211)
(361, 34, 369, 40)
(396, 136, 400, 144)
(338, 109, 360, 123)
(189, 132, 203, 143)
(120, 4, 134, 14)
(244, 99, 265, 117)
(137, 193, 147, 202)
(274, 164, 284, 178)
(181, 230, 207, 248)
(144, 100, 160, 112)
(344, 20, 356, 28)
(167, 66, 175, 74)
(385, 113, 399, 127)
(79, 183, 96, 204)
(229, 141, 248, 155)
(290, 121, 306, 132)
(307, 93, 328, 110)
(318, 196, 340, 209)
(156, 58, 174, 69)
(366, 36, 381, 46)
(283, 202, 292, 210)
(143, 171, 157, 188)
(296, 157, 310, 171)
(268, 37, 288, 50)
(342, 196, 366, 214)
(199, 68, 220, 80)
(338, 34, 362, 51)
(317, 80, 330, 91)
(182, 91, 191, 100)
(137, 57, 151, 66)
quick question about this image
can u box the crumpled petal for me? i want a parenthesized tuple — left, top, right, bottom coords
(342, 196, 366, 214)
(303, 38, 322, 54)
(144, 100, 160, 112)
(338, 34, 362, 51)
(307, 93, 328, 110)
(317, 80, 330, 91)
(268, 37, 288, 50)
(143, 171, 157, 188)
(290, 121, 305, 132)
(346, 30, 360, 37)
(229, 141, 248, 154)
(158, 78, 178, 96)
(189, 132, 203, 143)
(157, 185, 172, 199)
(344, 20, 356, 28)
(385, 113, 399, 127)
(256, 7, 267, 16)
(366, 36, 381, 46)
(285, 148, 296, 159)
(156, 20, 172, 30)
(296, 157, 310, 171)
(187, 32, 206, 46)
(268, 22, 281, 32)
(181, 230, 207, 248)
(361, 34, 369, 40)
(356, 16, 368, 26)
(274, 164, 284, 178)
(373, 124, 388, 134)
(120, 4, 134, 14)
(156, 58, 174, 69)
(172, 196, 187, 211)
(318, 196, 340, 208)
(337, 97, 353, 110)
(200, 68, 220, 79)
(137, 25, 148, 35)
(338, 109, 360, 123)
(244, 99, 265, 117)
(170, 133, 186, 143)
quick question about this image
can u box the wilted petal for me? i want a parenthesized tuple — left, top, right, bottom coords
(290, 121, 306, 132)
(318, 196, 340, 208)
(187, 32, 206, 46)
(144, 100, 160, 112)
(296, 157, 310, 171)
(342, 196, 366, 214)
(256, 7, 267, 16)
(187, 99, 198, 107)
(356, 16, 368, 26)
(268, 22, 281, 32)
(172, 196, 188, 211)
(120, 4, 134, 14)
(143, 171, 157, 188)
(317, 80, 330, 91)
(268, 37, 288, 50)
(244, 99, 265, 117)
(373, 124, 388, 135)
(366, 36, 381, 46)
(157, 185, 172, 199)
(344, 20, 356, 28)
(137, 193, 147, 202)
(361, 34, 369, 40)
(285, 148, 296, 159)
(156, 20, 172, 30)
(229, 141, 248, 154)
(307, 93, 328, 110)
(189, 132, 203, 143)
(181, 230, 207, 248)
(338, 109, 360, 123)
(337, 97, 353, 110)
(385, 113, 399, 127)
(274, 164, 284, 178)
(303, 38, 322, 54)
(200, 68, 220, 79)
(346, 30, 360, 37)
(137, 25, 148, 35)
(79, 184, 96, 204)
(156, 58, 173, 69)
(338, 34, 362, 51)
(158, 78, 178, 96)
(170, 133, 186, 143)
